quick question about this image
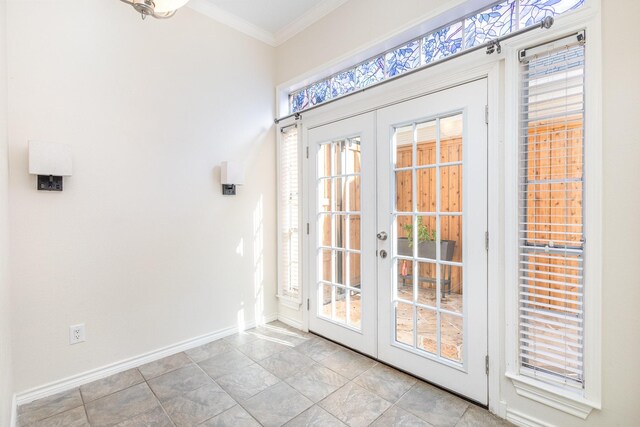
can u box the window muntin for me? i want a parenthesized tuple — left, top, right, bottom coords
(288, 0, 585, 114)
(518, 36, 585, 389)
(279, 126, 300, 299)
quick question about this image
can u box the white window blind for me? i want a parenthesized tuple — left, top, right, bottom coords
(518, 33, 585, 389)
(279, 125, 300, 299)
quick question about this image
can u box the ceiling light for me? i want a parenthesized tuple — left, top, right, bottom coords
(119, 0, 190, 20)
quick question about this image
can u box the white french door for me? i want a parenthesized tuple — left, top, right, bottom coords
(308, 112, 377, 356)
(307, 80, 488, 403)
(376, 79, 488, 404)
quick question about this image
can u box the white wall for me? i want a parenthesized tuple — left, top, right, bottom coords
(276, 0, 454, 84)
(7, 0, 277, 392)
(0, 0, 14, 423)
(275, 0, 640, 425)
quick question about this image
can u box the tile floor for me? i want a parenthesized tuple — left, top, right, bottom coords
(17, 321, 512, 427)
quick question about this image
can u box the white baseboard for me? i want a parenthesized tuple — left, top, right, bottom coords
(506, 407, 555, 427)
(277, 313, 303, 330)
(15, 313, 278, 407)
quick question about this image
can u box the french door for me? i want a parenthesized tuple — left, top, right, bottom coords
(308, 112, 377, 355)
(307, 80, 488, 403)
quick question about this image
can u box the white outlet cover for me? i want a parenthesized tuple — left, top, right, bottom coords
(69, 324, 86, 345)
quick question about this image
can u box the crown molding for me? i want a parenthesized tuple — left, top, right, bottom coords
(188, 0, 278, 46)
(188, 0, 348, 47)
(274, 0, 349, 45)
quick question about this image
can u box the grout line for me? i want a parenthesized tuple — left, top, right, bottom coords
(20, 404, 85, 425)
(145, 378, 176, 427)
(454, 405, 472, 427)
(82, 404, 90, 425)
(79, 372, 146, 406)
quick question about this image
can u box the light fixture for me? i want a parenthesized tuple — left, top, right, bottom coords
(221, 161, 245, 196)
(119, 0, 190, 20)
(28, 141, 73, 192)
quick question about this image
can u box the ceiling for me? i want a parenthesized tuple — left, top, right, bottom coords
(188, 0, 349, 46)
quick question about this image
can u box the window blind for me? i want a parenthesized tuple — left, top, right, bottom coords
(518, 33, 585, 389)
(279, 126, 300, 299)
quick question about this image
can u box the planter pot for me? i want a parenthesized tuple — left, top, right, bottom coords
(397, 238, 456, 261)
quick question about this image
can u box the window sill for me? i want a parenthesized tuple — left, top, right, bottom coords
(506, 372, 600, 419)
(277, 294, 302, 310)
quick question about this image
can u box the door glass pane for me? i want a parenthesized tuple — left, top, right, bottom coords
(396, 302, 414, 346)
(440, 114, 463, 163)
(319, 214, 332, 247)
(333, 141, 345, 175)
(439, 165, 462, 212)
(396, 215, 413, 258)
(441, 313, 463, 362)
(395, 171, 413, 212)
(345, 138, 361, 174)
(417, 307, 437, 354)
(347, 176, 361, 211)
(348, 215, 361, 250)
(416, 120, 437, 167)
(321, 283, 333, 318)
(319, 178, 332, 212)
(349, 290, 362, 329)
(415, 215, 437, 260)
(442, 265, 463, 314)
(334, 250, 346, 285)
(320, 249, 332, 282)
(394, 125, 413, 168)
(416, 261, 437, 308)
(319, 143, 331, 176)
(335, 287, 347, 323)
(335, 214, 346, 249)
(392, 112, 465, 365)
(417, 167, 436, 212)
(396, 259, 413, 302)
(348, 252, 361, 288)
(334, 178, 346, 211)
(440, 216, 462, 263)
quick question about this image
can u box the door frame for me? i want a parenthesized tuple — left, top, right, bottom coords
(295, 53, 502, 412)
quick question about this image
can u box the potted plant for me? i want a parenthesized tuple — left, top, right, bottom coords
(397, 217, 456, 261)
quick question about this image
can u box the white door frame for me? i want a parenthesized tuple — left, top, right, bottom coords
(298, 52, 502, 412)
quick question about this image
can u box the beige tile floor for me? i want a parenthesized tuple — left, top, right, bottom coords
(17, 321, 512, 427)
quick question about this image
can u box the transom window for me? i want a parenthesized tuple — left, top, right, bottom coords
(289, 0, 584, 114)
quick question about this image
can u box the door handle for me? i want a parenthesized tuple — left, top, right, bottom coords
(377, 231, 388, 241)
(379, 250, 388, 259)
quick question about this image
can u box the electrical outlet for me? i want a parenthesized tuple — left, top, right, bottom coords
(69, 324, 85, 345)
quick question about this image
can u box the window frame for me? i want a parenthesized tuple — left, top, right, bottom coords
(276, 123, 303, 307)
(503, 2, 602, 418)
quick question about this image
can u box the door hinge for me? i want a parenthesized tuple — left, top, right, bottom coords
(307, 298, 310, 311)
(485, 355, 489, 375)
(484, 105, 489, 124)
(306, 146, 309, 159)
(306, 223, 310, 235)
(485, 231, 489, 251)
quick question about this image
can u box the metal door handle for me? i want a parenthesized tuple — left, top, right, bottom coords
(379, 250, 388, 259)
(377, 231, 388, 241)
